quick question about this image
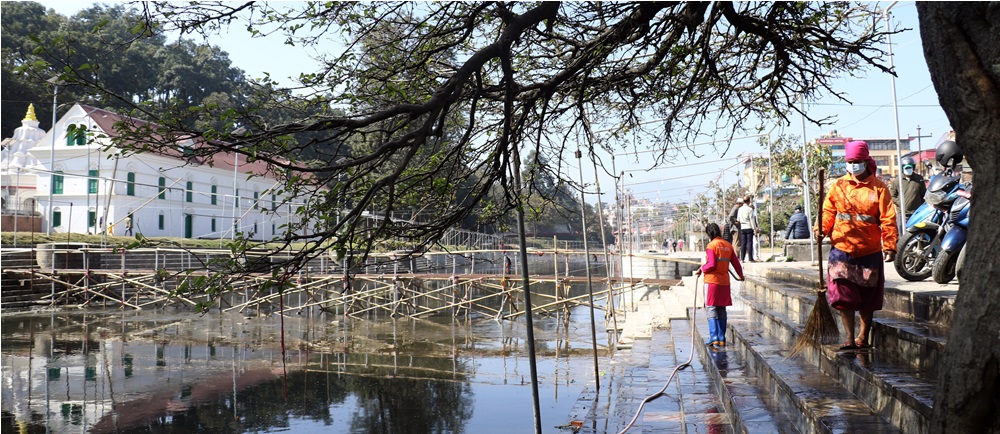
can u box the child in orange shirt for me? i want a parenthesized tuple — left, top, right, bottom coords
(696, 223, 745, 346)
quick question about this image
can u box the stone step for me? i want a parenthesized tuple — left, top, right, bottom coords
(735, 284, 935, 434)
(640, 321, 733, 433)
(691, 317, 802, 434)
(726, 309, 903, 434)
(564, 292, 732, 433)
(741, 277, 948, 373)
(756, 267, 956, 330)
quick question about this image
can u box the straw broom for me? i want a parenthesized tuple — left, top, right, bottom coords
(788, 168, 839, 359)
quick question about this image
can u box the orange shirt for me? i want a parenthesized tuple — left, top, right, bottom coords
(821, 174, 898, 257)
(703, 238, 737, 286)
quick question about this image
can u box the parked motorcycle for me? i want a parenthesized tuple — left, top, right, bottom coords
(931, 187, 971, 283)
(893, 140, 966, 282)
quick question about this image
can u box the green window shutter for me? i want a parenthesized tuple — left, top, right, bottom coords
(158, 214, 165, 230)
(186, 181, 193, 202)
(271, 194, 277, 211)
(126, 172, 135, 196)
(88, 170, 98, 194)
(52, 211, 62, 227)
(211, 218, 216, 232)
(88, 211, 96, 228)
(76, 131, 86, 146)
(65, 126, 75, 146)
(254, 192, 259, 209)
(52, 173, 64, 194)
(211, 185, 217, 205)
(158, 177, 166, 199)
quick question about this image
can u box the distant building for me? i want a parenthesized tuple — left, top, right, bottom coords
(24, 103, 307, 240)
(814, 130, 916, 178)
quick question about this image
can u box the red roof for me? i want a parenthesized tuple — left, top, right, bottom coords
(79, 104, 286, 179)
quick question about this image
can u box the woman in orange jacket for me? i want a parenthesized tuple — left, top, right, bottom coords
(819, 140, 898, 350)
(696, 223, 744, 347)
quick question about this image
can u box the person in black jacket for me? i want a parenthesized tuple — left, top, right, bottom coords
(785, 205, 810, 240)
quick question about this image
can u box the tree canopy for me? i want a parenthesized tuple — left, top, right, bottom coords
(27, 2, 899, 276)
(0, 2, 249, 135)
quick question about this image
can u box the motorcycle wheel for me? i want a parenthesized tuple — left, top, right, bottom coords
(932, 248, 958, 284)
(894, 230, 936, 281)
(955, 245, 967, 282)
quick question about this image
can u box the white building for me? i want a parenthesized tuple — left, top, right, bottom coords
(1, 105, 46, 215)
(28, 103, 304, 240)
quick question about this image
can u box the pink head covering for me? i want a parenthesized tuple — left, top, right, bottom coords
(845, 140, 877, 174)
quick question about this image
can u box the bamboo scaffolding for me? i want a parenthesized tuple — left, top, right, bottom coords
(78, 287, 143, 309)
(501, 288, 615, 320)
(222, 275, 341, 313)
(409, 284, 519, 318)
(410, 282, 523, 318)
(116, 274, 200, 306)
(10, 253, 675, 320)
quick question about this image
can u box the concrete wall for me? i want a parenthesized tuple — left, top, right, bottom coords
(783, 238, 831, 261)
(621, 254, 701, 280)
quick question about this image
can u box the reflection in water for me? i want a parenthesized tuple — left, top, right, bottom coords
(2, 284, 612, 433)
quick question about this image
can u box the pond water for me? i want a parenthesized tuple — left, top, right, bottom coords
(1, 280, 620, 433)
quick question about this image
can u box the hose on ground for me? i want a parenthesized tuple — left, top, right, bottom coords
(616, 273, 701, 434)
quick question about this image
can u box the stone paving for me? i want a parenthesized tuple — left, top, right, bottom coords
(562, 256, 959, 434)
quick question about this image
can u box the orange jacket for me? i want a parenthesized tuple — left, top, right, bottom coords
(703, 238, 742, 286)
(821, 174, 898, 257)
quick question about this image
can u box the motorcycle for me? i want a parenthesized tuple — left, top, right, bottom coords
(893, 170, 966, 281)
(931, 187, 971, 283)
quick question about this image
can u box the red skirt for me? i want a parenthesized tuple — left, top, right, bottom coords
(705, 283, 732, 307)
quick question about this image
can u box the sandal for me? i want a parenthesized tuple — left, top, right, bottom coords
(855, 338, 872, 349)
(838, 341, 858, 350)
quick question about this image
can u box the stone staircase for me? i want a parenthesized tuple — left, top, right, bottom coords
(691, 265, 949, 434)
(565, 282, 735, 433)
(1, 270, 52, 310)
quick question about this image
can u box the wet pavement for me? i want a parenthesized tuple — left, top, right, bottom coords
(563, 256, 958, 433)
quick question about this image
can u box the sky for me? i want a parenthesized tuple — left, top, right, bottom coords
(35, 1, 950, 205)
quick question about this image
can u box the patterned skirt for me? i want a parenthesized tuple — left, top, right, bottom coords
(826, 247, 884, 311)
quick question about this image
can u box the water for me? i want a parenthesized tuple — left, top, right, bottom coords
(1, 281, 617, 433)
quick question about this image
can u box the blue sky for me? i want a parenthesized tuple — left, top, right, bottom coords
(37, 1, 949, 204)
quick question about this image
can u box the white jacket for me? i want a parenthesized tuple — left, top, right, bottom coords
(737, 204, 758, 231)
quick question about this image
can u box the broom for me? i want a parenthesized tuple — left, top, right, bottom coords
(788, 168, 839, 359)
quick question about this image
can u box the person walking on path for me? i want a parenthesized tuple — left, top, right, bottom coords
(737, 195, 758, 262)
(888, 156, 927, 222)
(785, 205, 810, 240)
(696, 223, 744, 347)
(124, 214, 134, 236)
(818, 140, 898, 350)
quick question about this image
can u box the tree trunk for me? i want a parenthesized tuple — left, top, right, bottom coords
(917, 3, 1000, 433)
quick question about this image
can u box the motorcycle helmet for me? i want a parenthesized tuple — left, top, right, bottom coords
(900, 156, 916, 169)
(935, 140, 963, 168)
